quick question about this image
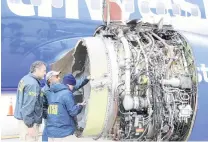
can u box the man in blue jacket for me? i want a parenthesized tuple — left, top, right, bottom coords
(44, 72, 90, 141)
(14, 61, 47, 141)
(41, 71, 61, 142)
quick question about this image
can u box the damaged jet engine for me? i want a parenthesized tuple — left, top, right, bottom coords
(51, 20, 198, 141)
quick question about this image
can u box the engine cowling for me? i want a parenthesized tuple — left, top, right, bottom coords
(51, 21, 198, 141)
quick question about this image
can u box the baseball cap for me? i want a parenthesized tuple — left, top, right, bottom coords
(46, 71, 61, 81)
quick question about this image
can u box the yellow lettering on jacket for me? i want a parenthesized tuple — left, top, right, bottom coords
(48, 104, 58, 115)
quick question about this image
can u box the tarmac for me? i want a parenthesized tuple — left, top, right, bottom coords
(1, 136, 113, 142)
(1, 94, 113, 142)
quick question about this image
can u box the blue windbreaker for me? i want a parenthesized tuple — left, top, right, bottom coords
(14, 73, 44, 127)
(46, 77, 89, 138)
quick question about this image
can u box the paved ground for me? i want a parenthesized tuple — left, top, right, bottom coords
(1, 94, 113, 142)
(1, 136, 113, 142)
(1, 94, 31, 137)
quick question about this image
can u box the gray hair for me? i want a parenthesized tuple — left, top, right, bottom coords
(30, 61, 46, 73)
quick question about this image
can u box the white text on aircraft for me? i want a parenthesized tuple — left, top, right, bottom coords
(7, 0, 208, 20)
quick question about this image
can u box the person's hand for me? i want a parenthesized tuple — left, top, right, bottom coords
(28, 127, 36, 137)
(80, 100, 86, 106)
(87, 75, 91, 80)
(78, 100, 86, 106)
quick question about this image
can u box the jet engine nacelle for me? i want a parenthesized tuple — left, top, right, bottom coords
(51, 20, 198, 141)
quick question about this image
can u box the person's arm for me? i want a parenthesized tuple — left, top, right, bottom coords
(42, 85, 49, 119)
(42, 91, 48, 119)
(21, 84, 39, 128)
(73, 76, 90, 92)
(64, 93, 83, 117)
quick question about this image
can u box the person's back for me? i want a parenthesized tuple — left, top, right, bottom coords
(46, 83, 82, 138)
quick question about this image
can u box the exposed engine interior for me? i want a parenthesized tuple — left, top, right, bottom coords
(51, 20, 198, 141)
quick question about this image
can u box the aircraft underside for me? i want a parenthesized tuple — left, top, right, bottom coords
(51, 20, 198, 141)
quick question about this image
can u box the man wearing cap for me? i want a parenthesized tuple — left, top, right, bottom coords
(42, 71, 90, 141)
(42, 71, 61, 142)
